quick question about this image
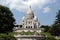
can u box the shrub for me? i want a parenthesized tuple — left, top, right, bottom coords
(0, 33, 16, 40)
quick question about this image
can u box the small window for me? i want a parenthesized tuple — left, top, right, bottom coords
(20, 25, 22, 28)
(23, 24, 24, 25)
(29, 22, 30, 24)
(23, 20, 24, 22)
(31, 26, 32, 28)
(26, 26, 27, 28)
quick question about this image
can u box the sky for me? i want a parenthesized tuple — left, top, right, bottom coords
(0, 0, 60, 25)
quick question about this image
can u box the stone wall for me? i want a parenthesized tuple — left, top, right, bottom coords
(14, 35, 45, 40)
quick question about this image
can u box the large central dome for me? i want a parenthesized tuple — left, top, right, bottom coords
(27, 6, 33, 15)
(26, 6, 34, 19)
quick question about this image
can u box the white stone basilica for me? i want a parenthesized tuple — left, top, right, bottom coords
(13, 6, 45, 40)
(20, 6, 40, 29)
(13, 6, 43, 33)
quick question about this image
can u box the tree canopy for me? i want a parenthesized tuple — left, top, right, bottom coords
(41, 25, 50, 32)
(50, 10, 60, 36)
(0, 5, 15, 33)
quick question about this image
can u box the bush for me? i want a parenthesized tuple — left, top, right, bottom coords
(0, 33, 16, 40)
(20, 31, 35, 35)
(40, 32, 57, 40)
(45, 36, 57, 40)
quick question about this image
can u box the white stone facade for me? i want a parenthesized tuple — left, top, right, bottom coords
(13, 6, 43, 33)
(20, 6, 40, 29)
(13, 6, 45, 40)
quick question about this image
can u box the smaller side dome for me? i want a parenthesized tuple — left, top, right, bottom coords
(22, 16, 25, 21)
(33, 16, 38, 21)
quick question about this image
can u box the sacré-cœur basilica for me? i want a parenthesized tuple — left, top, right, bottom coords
(13, 6, 45, 40)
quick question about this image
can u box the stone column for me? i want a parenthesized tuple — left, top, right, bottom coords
(37, 23, 39, 29)
(32, 21, 34, 29)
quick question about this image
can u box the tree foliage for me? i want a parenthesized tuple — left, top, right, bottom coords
(0, 33, 16, 40)
(0, 5, 15, 33)
(40, 32, 57, 40)
(45, 36, 57, 40)
(41, 25, 50, 32)
(50, 10, 60, 36)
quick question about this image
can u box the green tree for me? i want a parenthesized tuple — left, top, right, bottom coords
(0, 33, 16, 40)
(50, 10, 60, 36)
(45, 36, 57, 40)
(0, 5, 15, 33)
(41, 25, 50, 32)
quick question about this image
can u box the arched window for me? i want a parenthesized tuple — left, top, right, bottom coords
(34, 23, 37, 29)
(31, 26, 32, 28)
(26, 26, 27, 28)
(20, 25, 22, 28)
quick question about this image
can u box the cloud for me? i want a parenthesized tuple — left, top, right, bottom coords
(0, 0, 56, 11)
(43, 7, 51, 13)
